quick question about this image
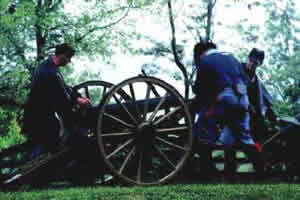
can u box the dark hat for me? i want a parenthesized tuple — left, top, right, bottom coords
(193, 40, 217, 66)
(193, 40, 217, 57)
(55, 43, 75, 57)
(249, 48, 264, 63)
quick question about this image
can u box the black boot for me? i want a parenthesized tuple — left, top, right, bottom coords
(197, 144, 218, 180)
(224, 149, 237, 182)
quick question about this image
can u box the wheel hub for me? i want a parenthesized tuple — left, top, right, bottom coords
(135, 122, 156, 148)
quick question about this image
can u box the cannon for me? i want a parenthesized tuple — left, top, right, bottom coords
(0, 75, 299, 187)
(0, 76, 193, 186)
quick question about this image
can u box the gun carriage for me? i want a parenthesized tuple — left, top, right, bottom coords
(0, 76, 193, 186)
(0, 75, 299, 187)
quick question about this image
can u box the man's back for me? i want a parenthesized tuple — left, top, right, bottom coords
(22, 58, 63, 145)
(195, 51, 246, 102)
(23, 57, 74, 136)
(24, 58, 59, 126)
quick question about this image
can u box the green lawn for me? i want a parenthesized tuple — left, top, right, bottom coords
(1, 182, 300, 200)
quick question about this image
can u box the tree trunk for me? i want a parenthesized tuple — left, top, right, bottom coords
(167, 0, 189, 99)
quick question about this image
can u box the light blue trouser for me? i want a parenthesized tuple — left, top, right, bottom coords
(193, 87, 255, 146)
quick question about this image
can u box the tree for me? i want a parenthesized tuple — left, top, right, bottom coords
(0, 0, 153, 106)
(0, 0, 153, 139)
(262, 0, 300, 116)
(147, 0, 218, 99)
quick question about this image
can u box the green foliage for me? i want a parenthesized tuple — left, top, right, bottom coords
(261, 0, 300, 116)
(184, 0, 217, 41)
(273, 100, 299, 118)
(139, 41, 173, 57)
(0, 107, 17, 136)
(231, 0, 299, 117)
(0, 0, 154, 147)
(0, 107, 25, 149)
(0, 0, 153, 106)
(141, 63, 160, 76)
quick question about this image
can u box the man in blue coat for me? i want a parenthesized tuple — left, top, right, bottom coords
(192, 41, 264, 180)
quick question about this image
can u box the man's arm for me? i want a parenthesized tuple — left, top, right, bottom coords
(256, 77, 277, 122)
(49, 73, 77, 131)
(65, 86, 81, 104)
(66, 85, 91, 106)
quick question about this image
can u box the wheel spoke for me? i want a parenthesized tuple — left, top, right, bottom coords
(144, 78, 160, 97)
(103, 113, 135, 128)
(84, 86, 90, 99)
(148, 92, 169, 122)
(113, 94, 138, 125)
(143, 84, 151, 120)
(156, 126, 189, 134)
(154, 145, 176, 169)
(106, 139, 134, 159)
(102, 86, 108, 98)
(129, 83, 142, 121)
(153, 106, 183, 126)
(155, 136, 187, 151)
(119, 146, 136, 174)
(102, 131, 134, 137)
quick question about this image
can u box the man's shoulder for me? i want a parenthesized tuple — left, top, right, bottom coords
(37, 58, 58, 75)
(203, 52, 240, 68)
(204, 51, 237, 61)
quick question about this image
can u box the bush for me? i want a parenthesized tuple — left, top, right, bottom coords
(0, 108, 25, 149)
(273, 100, 299, 118)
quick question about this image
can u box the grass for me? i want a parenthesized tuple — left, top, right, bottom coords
(1, 182, 300, 200)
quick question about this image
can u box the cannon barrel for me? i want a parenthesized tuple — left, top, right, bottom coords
(104, 96, 178, 115)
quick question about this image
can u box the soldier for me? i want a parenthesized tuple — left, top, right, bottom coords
(221, 48, 277, 179)
(192, 41, 264, 180)
(22, 43, 91, 158)
(243, 48, 277, 135)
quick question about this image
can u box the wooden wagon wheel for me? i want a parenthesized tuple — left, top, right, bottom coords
(72, 80, 131, 136)
(63, 80, 132, 185)
(73, 80, 131, 106)
(71, 80, 131, 141)
(96, 76, 193, 185)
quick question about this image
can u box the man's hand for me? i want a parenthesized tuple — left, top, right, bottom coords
(76, 97, 91, 107)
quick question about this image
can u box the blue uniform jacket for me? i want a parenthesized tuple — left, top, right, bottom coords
(23, 57, 79, 139)
(194, 50, 247, 104)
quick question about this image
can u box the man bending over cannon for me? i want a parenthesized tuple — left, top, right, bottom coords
(192, 40, 264, 180)
(22, 43, 91, 158)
